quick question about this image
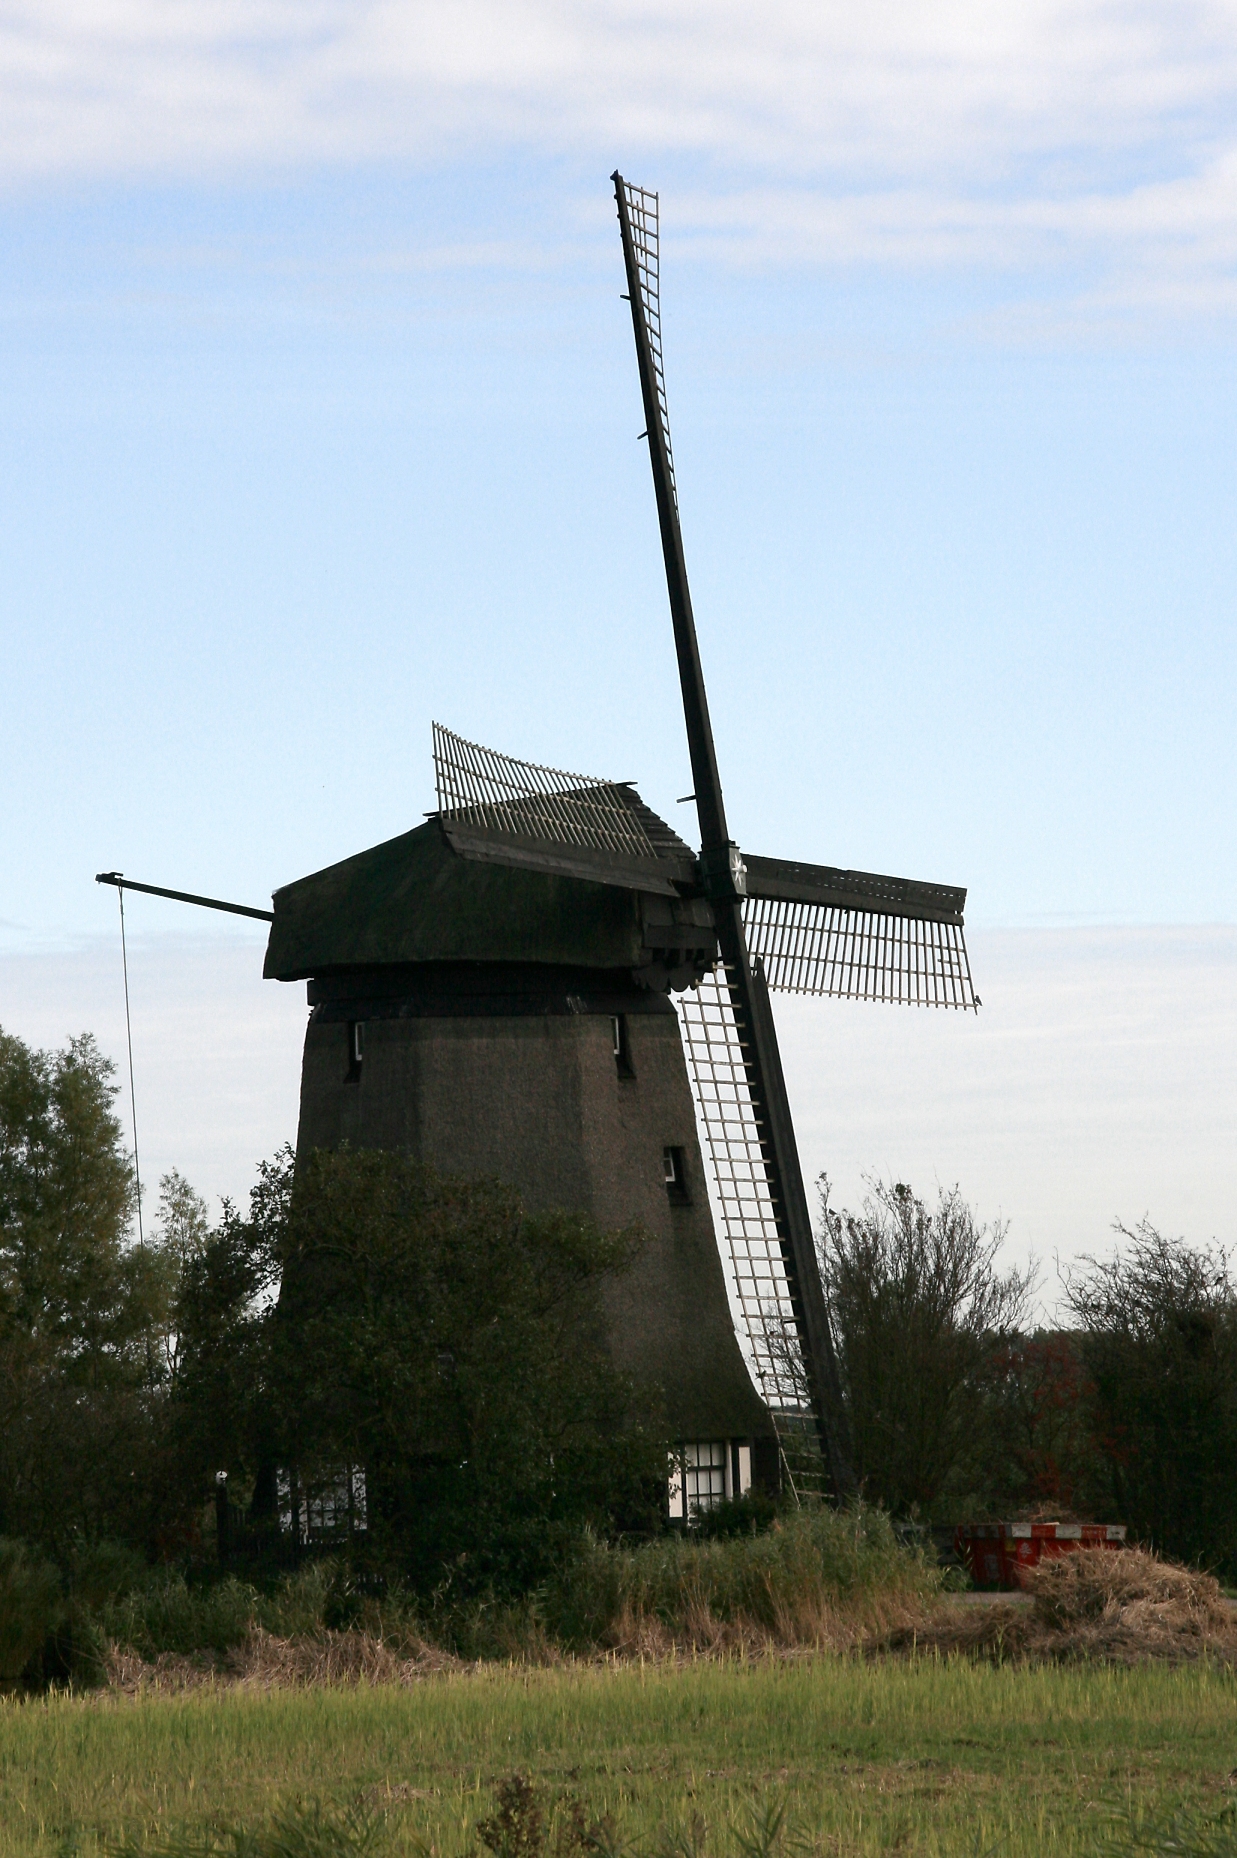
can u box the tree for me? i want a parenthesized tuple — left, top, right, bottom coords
(269, 1149, 668, 1594)
(1065, 1221, 1237, 1571)
(171, 1147, 290, 1509)
(151, 1169, 211, 1383)
(0, 1025, 169, 1551)
(818, 1177, 1034, 1517)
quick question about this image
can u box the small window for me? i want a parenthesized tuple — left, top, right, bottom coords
(663, 1144, 690, 1203)
(346, 1020, 364, 1082)
(667, 1441, 730, 1521)
(612, 1013, 634, 1078)
(277, 1465, 367, 1544)
(684, 1440, 728, 1513)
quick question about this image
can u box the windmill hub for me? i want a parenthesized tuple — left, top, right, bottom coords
(698, 843, 748, 901)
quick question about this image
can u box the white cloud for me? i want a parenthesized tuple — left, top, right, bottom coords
(4, 2, 1235, 177)
(2, 3, 1236, 309)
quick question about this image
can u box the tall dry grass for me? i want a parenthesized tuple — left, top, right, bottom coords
(543, 1502, 941, 1654)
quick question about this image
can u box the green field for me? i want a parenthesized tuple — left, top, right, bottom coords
(1, 1656, 1235, 1856)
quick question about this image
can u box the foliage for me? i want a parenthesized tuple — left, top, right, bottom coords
(688, 1488, 778, 1540)
(268, 1149, 668, 1596)
(0, 1537, 63, 1683)
(543, 1501, 939, 1651)
(968, 1329, 1108, 1518)
(1065, 1222, 1237, 1572)
(817, 1176, 1034, 1518)
(107, 1798, 387, 1856)
(170, 1148, 291, 1506)
(0, 1025, 175, 1553)
(476, 1774, 622, 1858)
(100, 1573, 263, 1660)
(151, 1171, 211, 1383)
(1100, 1800, 1237, 1858)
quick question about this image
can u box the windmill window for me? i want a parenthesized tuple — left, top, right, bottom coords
(276, 1464, 367, 1544)
(663, 1145, 690, 1203)
(667, 1441, 730, 1520)
(346, 1021, 364, 1082)
(612, 1014, 634, 1077)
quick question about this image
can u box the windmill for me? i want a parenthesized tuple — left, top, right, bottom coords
(96, 174, 977, 1515)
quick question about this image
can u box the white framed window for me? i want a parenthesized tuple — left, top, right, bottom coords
(667, 1440, 738, 1520)
(277, 1465, 368, 1544)
(685, 1440, 728, 1511)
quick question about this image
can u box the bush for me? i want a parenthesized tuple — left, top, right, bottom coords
(267, 1151, 668, 1596)
(100, 1573, 260, 1659)
(0, 1536, 63, 1683)
(1066, 1223, 1237, 1573)
(542, 1501, 941, 1652)
(818, 1178, 1033, 1519)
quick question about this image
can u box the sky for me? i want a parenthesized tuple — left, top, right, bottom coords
(2, 2, 1235, 1307)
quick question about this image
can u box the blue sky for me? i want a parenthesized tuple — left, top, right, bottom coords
(3, 2, 1235, 1284)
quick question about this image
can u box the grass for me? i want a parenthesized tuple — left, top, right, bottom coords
(2, 1654, 1236, 1856)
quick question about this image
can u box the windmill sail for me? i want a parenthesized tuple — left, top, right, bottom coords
(614, 171, 855, 1499)
(673, 972, 821, 1495)
(743, 897, 976, 1006)
(741, 853, 978, 1007)
(431, 722, 698, 895)
(433, 722, 657, 860)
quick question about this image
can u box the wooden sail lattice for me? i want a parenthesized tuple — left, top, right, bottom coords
(615, 179, 678, 517)
(742, 896, 978, 1007)
(674, 968, 827, 1498)
(432, 722, 656, 862)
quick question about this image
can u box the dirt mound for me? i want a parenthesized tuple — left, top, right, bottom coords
(915, 1548, 1237, 1665)
(106, 1627, 462, 1693)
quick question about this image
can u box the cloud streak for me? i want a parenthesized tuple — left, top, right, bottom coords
(3, 3, 1236, 311)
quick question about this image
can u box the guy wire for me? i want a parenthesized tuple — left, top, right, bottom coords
(116, 882, 144, 1249)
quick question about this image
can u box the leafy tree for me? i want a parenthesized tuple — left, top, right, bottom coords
(151, 1169, 211, 1382)
(818, 1177, 1034, 1518)
(269, 1149, 668, 1594)
(1065, 1221, 1237, 1570)
(171, 1147, 291, 1507)
(0, 1025, 170, 1551)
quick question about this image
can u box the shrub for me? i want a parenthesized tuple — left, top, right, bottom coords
(0, 1536, 63, 1683)
(1066, 1223, 1237, 1573)
(818, 1178, 1034, 1518)
(267, 1151, 668, 1596)
(100, 1573, 260, 1659)
(543, 1501, 941, 1651)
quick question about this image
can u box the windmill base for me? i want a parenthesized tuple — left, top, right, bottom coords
(292, 961, 775, 1473)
